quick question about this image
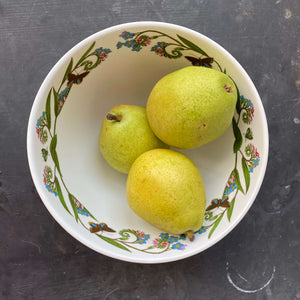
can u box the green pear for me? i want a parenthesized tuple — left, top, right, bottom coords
(98, 105, 168, 174)
(146, 66, 237, 149)
(127, 148, 206, 240)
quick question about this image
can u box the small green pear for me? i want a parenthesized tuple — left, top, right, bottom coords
(146, 66, 237, 149)
(127, 149, 206, 239)
(98, 105, 168, 174)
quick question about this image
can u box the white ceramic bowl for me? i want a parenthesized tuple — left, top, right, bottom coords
(27, 21, 268, 263)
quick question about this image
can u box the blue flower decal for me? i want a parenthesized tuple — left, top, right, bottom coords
(58, 87, 70, 100)
(136, 232, 150, 244)
(195, 227, 206, 234)
(241, 95, 253, 107)
(124, 40, 136, 48)
(159, 233, 169, 239)
(94, 47, 112, 62)
(254, 158, 260, 166)
(240, 96, 255, 124)
(77, 208, 90, 216)
(36, 112, 48, 143)
(45, 184, 58, 196)
(36, 111, 46, 127)
(120, 31, 134, 40)
(117, 32, 152, 53)
(172, 242, 186, 250)
(151, 42, 167, 56)
(43, 166, 58, 196)
(179, 234, 187, 240)
(224, 184, 237, 195)
(132, 44, 142, 52)
(167, 236, 179, 244)
(95, 47, 111, 55)
(245, 144, 260, 173)
(137, 238, 147, 244)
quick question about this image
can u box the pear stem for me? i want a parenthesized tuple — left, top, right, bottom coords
(106, 113, 122, 122)
(186, 230, 195, 242)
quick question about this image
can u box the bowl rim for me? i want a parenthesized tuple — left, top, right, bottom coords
(27, 21, 269, 264)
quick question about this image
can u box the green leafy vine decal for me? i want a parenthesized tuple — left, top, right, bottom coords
(203, 91, 260, 238)
(116, 30, 223, 71)
(37, 43, 112, 223)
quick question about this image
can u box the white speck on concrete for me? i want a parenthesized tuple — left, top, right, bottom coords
(111, 2, 121, 14)
(285, 9, 292, 19)
(294, 117, 300, 124)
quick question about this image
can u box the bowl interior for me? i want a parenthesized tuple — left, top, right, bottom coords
(27, 22, 268, 263)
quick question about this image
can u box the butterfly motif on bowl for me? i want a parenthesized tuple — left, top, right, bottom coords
(89, 222, 116, 234)
(185, 56, 214, 68)
(67, 71, 89, 85)
(206, 196, 230, 211)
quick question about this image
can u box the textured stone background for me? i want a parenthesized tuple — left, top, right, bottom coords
(0, 0, 299, 299)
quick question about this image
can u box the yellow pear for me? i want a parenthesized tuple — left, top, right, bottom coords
(99, 105, 168, 174)
(146, 66, 237, 149)
(126, 149, 206, 239)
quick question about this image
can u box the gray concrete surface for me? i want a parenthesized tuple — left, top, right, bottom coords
(0, 0, 299, 299)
